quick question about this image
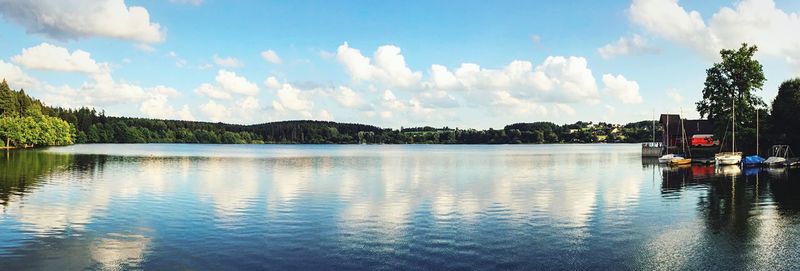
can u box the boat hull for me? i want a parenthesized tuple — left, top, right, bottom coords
(658, 154, 680, 164)
(669, 158, 692, 166)
(715, 152, 742, 166)
(764, 157, 787, 167)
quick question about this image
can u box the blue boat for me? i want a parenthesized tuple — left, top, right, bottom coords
(742, 155, 765, 167)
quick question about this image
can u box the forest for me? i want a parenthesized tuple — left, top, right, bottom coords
(0, 78, 666, 147)
(0, 80, 73, 148)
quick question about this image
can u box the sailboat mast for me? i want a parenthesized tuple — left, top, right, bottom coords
(680, 108, 689, 156)
(652, 110, 655, 142)
(732, 93, 736, 152)
(756, 108, 759, 156)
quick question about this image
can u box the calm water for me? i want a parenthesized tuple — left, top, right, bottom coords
(2, 144, 800, 270)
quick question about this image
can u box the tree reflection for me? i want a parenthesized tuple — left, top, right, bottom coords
(0, 150, 106, 207)
(656, 164, 800, 269)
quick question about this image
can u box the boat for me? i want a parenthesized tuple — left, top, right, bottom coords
(765, 145, 793, 167)
(669, 157, 692, 166)
(658, 153, 681, 163)
(742, 155, 765, 167)
(742, 112, 764, 167)
(716, 152, 743, 165)
(670, 109, 692, 165)
(715, 92, 742, 166)
(764, 156, 786, 167)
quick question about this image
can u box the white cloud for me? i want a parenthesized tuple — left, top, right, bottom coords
(213, 54, 243, 68)
(197, 96, 262, 123)
(417, 90, 458, 108)
(425, 56, 600, 104)
(264, 77, 281, 89)
(193, 70, 261, 101)
(200, 100, 230, 122)
(215, 70, 259, 96)
(140, 93, 194, 120)
(260, 50, 282, 64)
(0, 0, 165, 43)
(12, 43, 105, 74)
(318, 110, 334, 121)
(598, 35, 660, 59)
(602, 74, 643, 104)
(629, 0, 716, 57)
(428, 64, 459, 90)
(195, 83, 232, 100)
(489, 90, 548, 116)
(39, 72, 178, 108)
(149, 85, 181, 98)
(0, 60, 38, 89)
(630, 0, 800, 65)
(272, 81, 312, 114)
(336, 42, 422, 88)
(554, 103, 577, 116)
(238, 96, 260, 111)
(332, 86, 369, 109)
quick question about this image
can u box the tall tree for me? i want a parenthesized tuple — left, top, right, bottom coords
(0, 79, 19, 116)
(696, 44, 766, 150)
(770, 78, 800, 150)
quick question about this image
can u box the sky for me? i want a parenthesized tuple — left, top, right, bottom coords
(0, 0, 799, 129)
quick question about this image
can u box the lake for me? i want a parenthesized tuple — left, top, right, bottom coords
(2, 144, 800, 270)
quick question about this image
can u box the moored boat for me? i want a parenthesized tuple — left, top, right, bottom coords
(765, 145, 793, 168)
(764, 156, 787, 167)
(716, 152, 743, 165)
(658, 154, 681, 163)
(714, 89, 742, 167)
(742, 155, 765, 167)
(669, 157, 692, 166)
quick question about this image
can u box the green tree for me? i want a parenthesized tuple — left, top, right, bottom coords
(770, 78, 800, 150)
(696, 44, 766, 150)
(0, 79, 19, 116)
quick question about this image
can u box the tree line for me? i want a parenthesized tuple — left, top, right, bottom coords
(0, 79, 684, 147)
(0, 80, 73, 148)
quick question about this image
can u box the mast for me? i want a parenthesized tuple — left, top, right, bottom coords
(732, 92, 736, 153)
(756, 108, 759, 156)
(666, 115, 670, 153)
(680, 108, 689, 157)
(652, 110, 656, 142)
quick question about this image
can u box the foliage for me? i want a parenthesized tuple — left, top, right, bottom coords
(0, 78, 675, 146)
(696, 44, 766, 149)
(770, 78, 800, 151)
(0, 81, 73, 148)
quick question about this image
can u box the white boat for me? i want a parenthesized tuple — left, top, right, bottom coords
(658, 154, 681, 163)
(715, 91, 742, 166)
(764, 156, 787, 167)
(715, 152, 742, 165)
(765, 145, 792, 167)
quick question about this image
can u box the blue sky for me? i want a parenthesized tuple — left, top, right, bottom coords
(0, 0, 799, 128)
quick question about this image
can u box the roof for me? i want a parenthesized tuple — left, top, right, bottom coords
(659, 114, 714, 137)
